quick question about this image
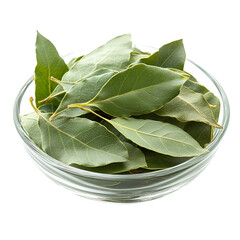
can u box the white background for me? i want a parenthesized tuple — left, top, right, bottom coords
(1, 0, 239, 239)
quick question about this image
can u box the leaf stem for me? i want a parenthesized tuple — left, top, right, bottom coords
(69, 104, 110, 123)
(30, 97, 40, 115)
(68, 102, 93, 108)
(209, 104, 217, 109)
(38, 96, 52, 104)
(38, 90, 66, 104)
(50, 76, 61, 84)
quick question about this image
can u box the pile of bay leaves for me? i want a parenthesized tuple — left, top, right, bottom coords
(21, 32, 222, 174)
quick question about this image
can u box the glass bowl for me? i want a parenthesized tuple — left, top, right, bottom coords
(13, 51, 230, 203)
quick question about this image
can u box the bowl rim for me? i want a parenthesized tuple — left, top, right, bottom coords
(13, 59, 230, 180)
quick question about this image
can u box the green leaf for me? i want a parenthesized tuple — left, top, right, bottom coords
(38, 104, 56, 114)
(138, 114, 213, 148)
(74, 142, 147, 174)
(135, 113, 186, 128)
(188, 91, 221, 147)
(100, 120, 129, 142)
(183, 122, 213, 148)
(50, 69, 117, 120)
(136, 113, 213, 148)
(169, 69, 197, 82)
(34, 31, 69, 108)
(139, 39, 186, 70)
(32, 105, 129, 167)
(132, 47, 150, 55)
(143, 149, 190, 170)
(20, 112, 42, 148)
(183, 80, 221, 119)
(80, 64, 187, 117)
(163, 80, 221, 147)
(38, 87, 66, 106)
(183, 79, 209, 93)
(67, 55, 84, 69)
(61, 34, 132, 84)
(155, 86, 222, 128)
(109, 117, 208, 157)
(129, 48, 150, 65)
(204, 91, 221, 121)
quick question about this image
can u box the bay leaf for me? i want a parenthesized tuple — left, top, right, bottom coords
(74, 142, 147, 174)
(50, 69, 117, 120)
(158, 96, 219, 148)
(20, 112, 42, 148)
(183, 122, 213, 148)
(129, 48, 150, 65)
(38, 104, 56, 114)
(74, 64, 187, 117)
(38, 87, 66, 105)
(169, 68, 197, 82)
(204, 91, 220, 121)
(67, 55, 84, 69)
(135, 113, 188, 130)
(61, 34, 132, 84)
(39, 32, 131, 104)
(109, 117, 208, 157)
(183, 79, 209, 93)
(137, 114, 213, 148)
(175, 81, 221, 147)
(132, 47, 150, 55)
(183, 79, 221, 119)
(31, 102, 129, 167)
(100, 120, 129, 142)
(154, 86, 222, 128)
(186, 91, 220, 147)
(138, 113, 215, 148)
(142, 149, 190, 170)
(139, 39, 186, 70)
(35, 32, 69, 108)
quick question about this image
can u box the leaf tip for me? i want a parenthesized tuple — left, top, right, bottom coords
(216, 123, 223, 129)
(36, 30, 41, 38)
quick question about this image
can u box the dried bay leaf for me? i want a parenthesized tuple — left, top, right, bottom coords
(74, 64, 187, 117)
(136, 114, 214, 148)
(169, 69, 197, 82)
(109, 117, 208, 157)
(100, 120, 129, 143)
(204, 91, 220, 121)
(189, 91, 221, 147)
(142, 149, 190, 170)
(184, 79, 209, 93)
(20, 112, 42, 148)
(50, 69, 117, 120)
(155, 86, 222, 128)
(30, 99, 129, 167)
(35, 32, 68, 108)
(61, 34, 132, 84)
(74, 142, 147, 174)
(183, 122, 213, 148)
(139, 39, 186, 70)
(41, 34, 132, 104)
(67, 55, 84, 69)
(129, 48, 150, 65)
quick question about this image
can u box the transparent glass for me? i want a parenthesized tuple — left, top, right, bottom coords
(13, 52, 230, 203)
